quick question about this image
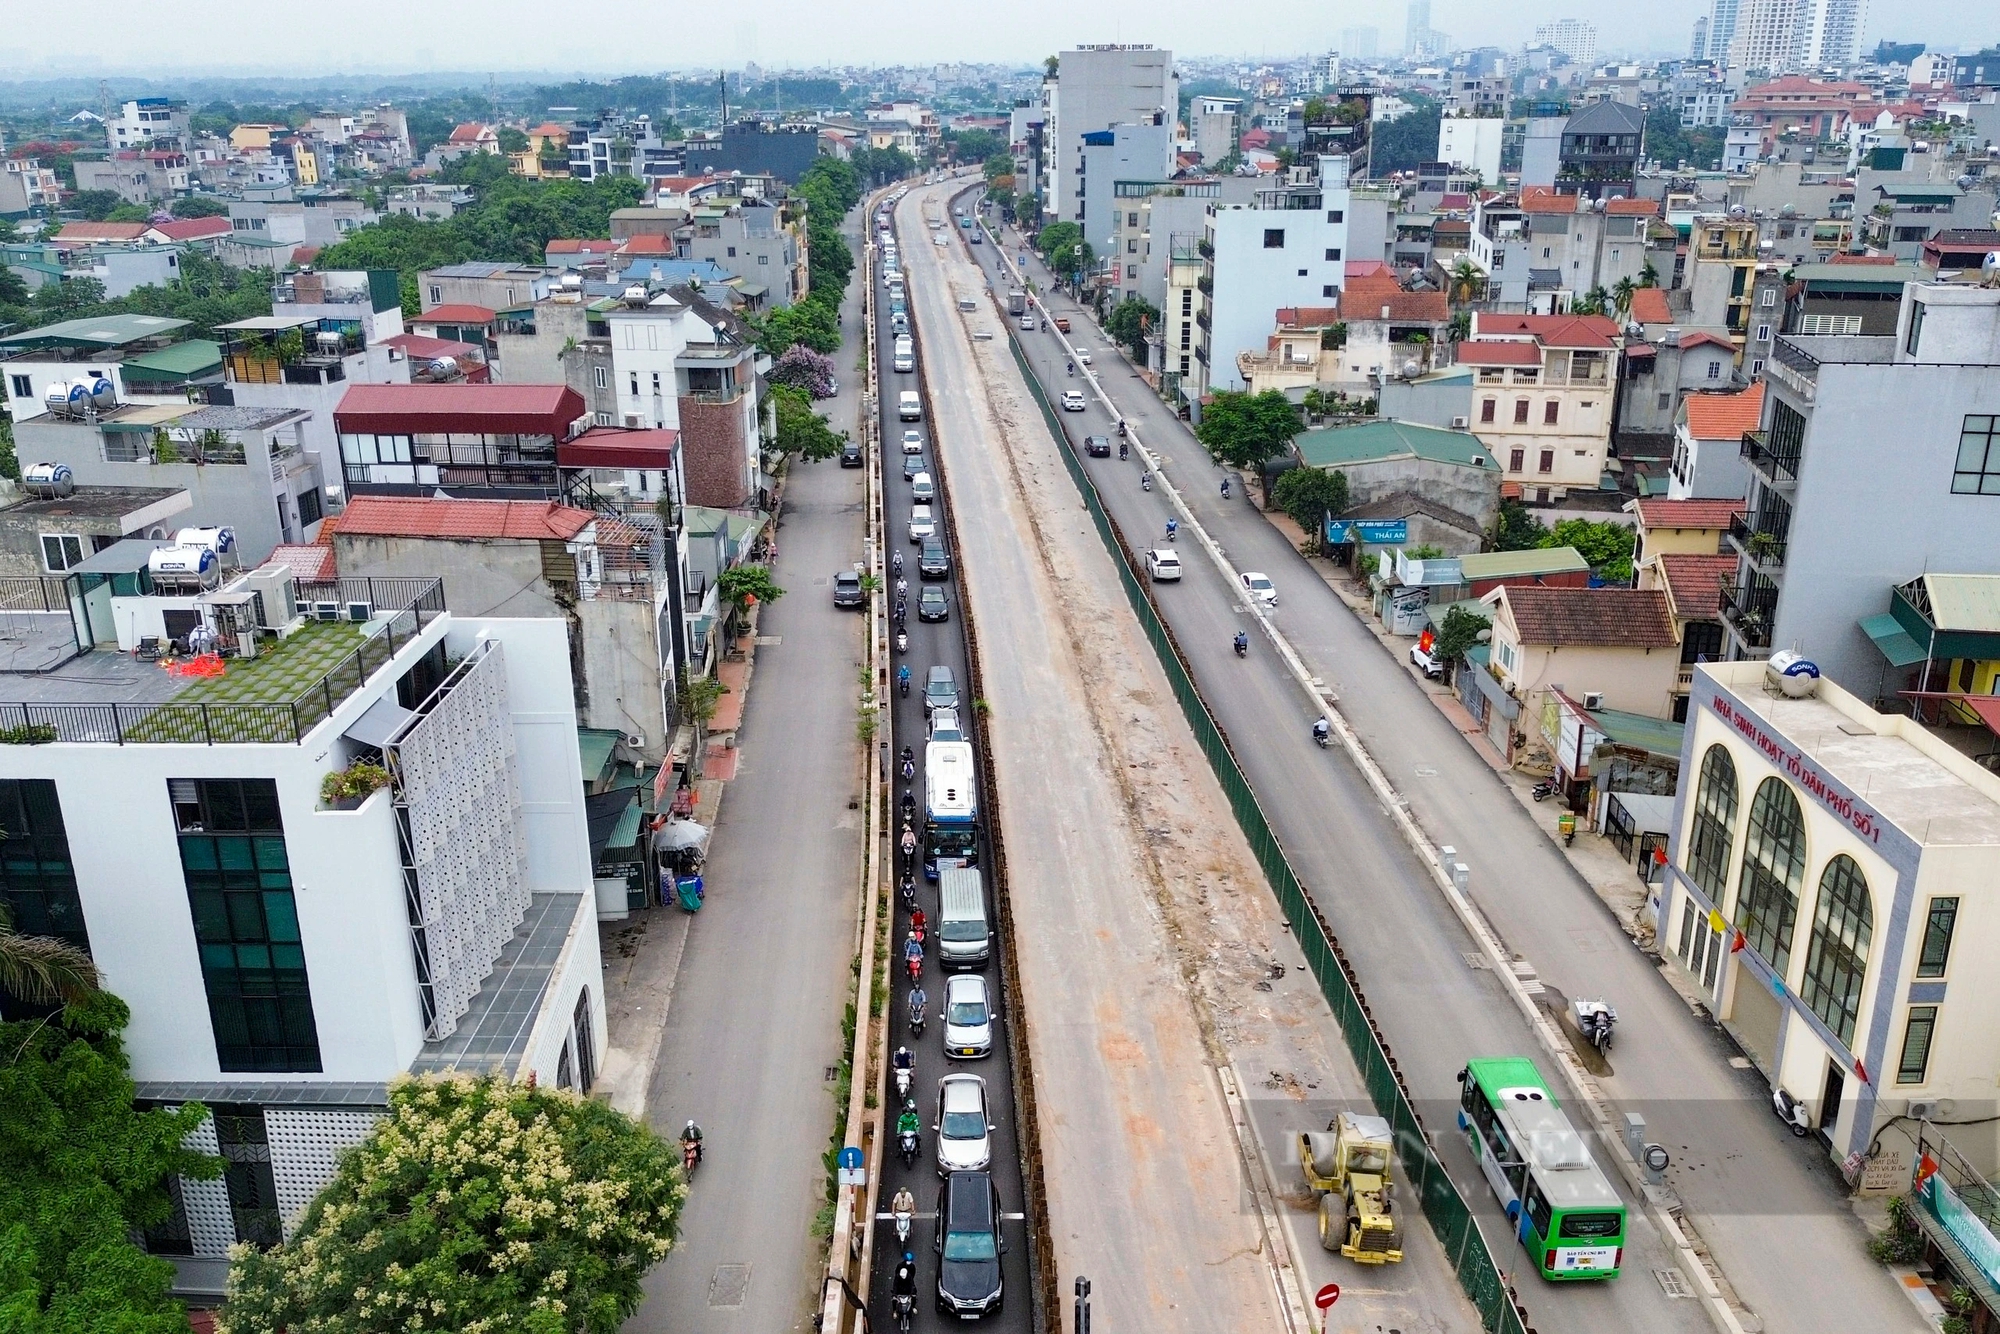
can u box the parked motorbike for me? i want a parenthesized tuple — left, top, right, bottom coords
(1531, 777, 1562, 803)
(1574, 999, 1617, 1054)
(1773, 1086, 1813, 1137)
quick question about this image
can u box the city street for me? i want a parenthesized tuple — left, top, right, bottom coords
(626, 208, 872, 1334)
(971, 213, 1925, 1334)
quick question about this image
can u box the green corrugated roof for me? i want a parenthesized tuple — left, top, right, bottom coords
(1295, 420, 1499, 471)
(1911, 574, 2000, 633)
(607, 795, 644, 850)
(1459, 547, 1590, 579)
(1587, 706, 1685, 759)
(121, 339, 221, 383)
(0, 312, 191, 350)
(576, 727, 621, 784)
(1792, 262, 1924, 292)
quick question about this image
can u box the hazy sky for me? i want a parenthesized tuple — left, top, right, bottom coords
(3, 0, 1961, 78)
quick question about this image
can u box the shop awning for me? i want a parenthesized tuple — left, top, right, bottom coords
(1861, 612, 1927, 668)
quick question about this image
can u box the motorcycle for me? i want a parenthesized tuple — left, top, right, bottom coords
(891, 1292, 915, 1334)
(894, 1208, 913, 1248)
(908, 992, 926, 1036)
(1119, 440, 1129, 461)
(894, 1062, 913, 1104)
(894, 578, 909, 599)
(1773, 1087, 1813, 1137)
(1233, 634, 1248, 659)
(1166, 520, 1178, 541)
(681, 1139, 702, 1175)
(895, 630, 909, 655)
(1313, 721, 1331, 749)
(899, 1127, 920, 1167)
(900, 873, 917, 908)
(1531, 777, 1562, 803)
(891, 551, 903, 575)
(1221, 477, 1232, 499)
(1574, 999, 1617, 1055)
(1141, 472, 1152, 492)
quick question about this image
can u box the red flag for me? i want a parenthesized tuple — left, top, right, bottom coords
(1730, 929, 1746, 953)
(1418, 628, 1435, 654)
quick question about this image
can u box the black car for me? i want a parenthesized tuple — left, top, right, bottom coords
(918, 586, 949, 622)
(935, 1171, 1004, 1317)
(1084, 434, 1111, 457)
(918, 539, 951, 580)
(839, 439, 864, 467)
(904, 453, 927, 480)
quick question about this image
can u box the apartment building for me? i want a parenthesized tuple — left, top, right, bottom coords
(0, 589, 602, 1295)
(1044, 45, 1178, 226)
(1161, 233, 1206, 403)
(1558, 100, 1646, 200)
(1190, 96, 1242, 164)
(74, 150, 191, 203)
(1196, 156, 1353, 400)
(1462, 311, 1623, 498)
(1, 158, 62, 214)
(567, 111, 679, 183)
(1437, 115, 1503, 185)
(109, 97, 190, 150)
(677, 195, 809, 308)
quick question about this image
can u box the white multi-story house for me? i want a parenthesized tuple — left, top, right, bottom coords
(1461, 310, 1623, 499)
(109, 97, 190, 150)
(1044, 45, 1178, 227)
(0, 587, 602, 1298)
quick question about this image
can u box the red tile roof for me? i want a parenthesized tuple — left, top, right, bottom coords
(1678, 330, 1737, 352)
(1345, 260, 1392, 280)
(334, 383, 587, 438)
(1473, 312, 1622, 348)
(1604, 197, 1660, 216)
(1275, 306, 1340, 327)
(264, 542, 338, 582)
(547, 238, 617, 254)
(1683, 382, 1764, 440)
(1657, 554, 1738, 621)
(381, 332, 482, 361)
(1457, 340, 1544, 366)
(1519, 186, 1583, 215)
(527, 122, 570, 138)
(1634, 498, 1744, 531)
(146, 217, 232, 241)
(1343, 270, 1404, 300)
(560, 426, 680, 469)
(1828, 252, 1899, 265)
(1629, 288, 1672, 324)
(1501, 586, 1679, 649)
(54, 221, 148, 242)
(334, 496, 593, 542)
(291, 245, 322, 266)
(448, 122, 493, 144)
(414, 303, 497, 325)
(1347, 289, 1450, 322)
(617, 235, 677, 255)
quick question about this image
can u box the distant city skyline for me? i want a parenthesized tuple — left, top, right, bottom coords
(0, 0, 1976, 78)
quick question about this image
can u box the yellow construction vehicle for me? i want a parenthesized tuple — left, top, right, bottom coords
(1298, 1111, 1405, 1264)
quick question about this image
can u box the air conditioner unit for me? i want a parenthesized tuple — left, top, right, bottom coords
(313, 601, 342, 621)
(1583, 691, 1606, 710)
(1907, 1099, 1939, 1120)
(346, 601, 373, 622)
(242, 564, 299, 630)
(1451, 415, 1469, 429)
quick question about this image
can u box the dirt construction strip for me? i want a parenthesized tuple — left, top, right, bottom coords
(898, 184, 1477, 1334)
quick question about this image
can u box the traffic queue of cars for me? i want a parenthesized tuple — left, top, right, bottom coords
(877, 199, 1007, 1321)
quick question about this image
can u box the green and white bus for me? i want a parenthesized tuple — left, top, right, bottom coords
(1457, 1056, 1626, 1281)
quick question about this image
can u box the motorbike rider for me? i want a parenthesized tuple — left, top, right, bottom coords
(1166, 517, 1178, 540)
(892, 1044, 914, 1075)
(893, 1251, 919, 1300)
(897, 1099, 922, 1140)
(1141, 472, 1152, 491)
(908, 983, 927, 1026)
(1118, 439, 1129, 460)
(891, 550, 903, 574)
(680, 1119, 704, 1162)
(897, 663, 911, 692)
(1221, 477, 1232, 497)
(1117, 419, 1127, 438)
(1066, 360, 1075, 376)
(900, 825, 917, 862)
(894, 577, 909, 598)
(1313, 716, 1331, 744)
(904, 931, 924, 973)
(910, 905, 927, 936)
(1234, 631, 1248, 655)
(891, 1184, 917, 1219)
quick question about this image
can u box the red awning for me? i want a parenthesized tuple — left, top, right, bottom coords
(1901, 690, 2000, 738)
(559, 427, 680, 469)
(334, 383, 586, 439)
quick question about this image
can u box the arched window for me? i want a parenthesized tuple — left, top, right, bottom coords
(1687, 745, 1738, 901)
(1735, 778, 1807, 974)
(1800, 855, 1872, 1048)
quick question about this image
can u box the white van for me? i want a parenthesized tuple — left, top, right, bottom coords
(898, 390, 922, 421)
(937, 865, 990, 968)
(893, 337, 914, 373)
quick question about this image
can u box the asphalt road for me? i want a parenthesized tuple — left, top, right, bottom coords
(975, 214, 1924, 1334)
(628, 209, 871, 1334)
(864, 192, 1035, 1334)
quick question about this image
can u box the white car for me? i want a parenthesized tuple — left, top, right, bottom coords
(909, 504, 936, 543)
(1076, 350, 1092, 366)
(902, 430, 925, 455)
(1061, 390, 1086, 412)
(1240, 571, 1278, 607)
(935, 1074, 994, 1175)
(1019, 314, 1037, 330)
(1146, 548, 1182, 582)
(943, 974, 992, 1059)
(928, 707, 966, 743)
(1410, 643, 1444, 679)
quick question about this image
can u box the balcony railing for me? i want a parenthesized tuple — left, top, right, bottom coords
(1720, 582, 1779, 649)
(1728, 511, 1788, 567)
(1197, 274, 1213, 296)
(1197, 237, 1213, 258)
(1739, 429, 1799, 485)
(1195, 309, 1211, 332)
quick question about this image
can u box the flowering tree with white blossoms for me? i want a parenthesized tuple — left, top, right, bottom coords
(218, 1074, 683, 1334)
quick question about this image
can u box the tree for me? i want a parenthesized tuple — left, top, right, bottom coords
(218, 1073, 681, 1334)
(1034, 221, 1091, 286)
(717, 563, 785, 615)
(68, 190, 125, 222)
(105, 203, 152, 224)
(946, 129, 1005, 165)
(1546, 517, 1637, 584)
(1638, 260, 1660, 289)
(1195, 389, 1301, 469)
(767, 344, 837, 399)
(1103, 296, 1158, 363)
(1572, 286, 1610, 317)
(1, 992, 221, 1334)
(1368, 99, 1443, 175)
(1611, 277, 1636, 318)
(1449, 257, 1483, 306)
(982, 151, 1014, 182)
(768, 384, 847, 462)
(1271, 466, 1349, 534)
(0, 902, 99, 1006)
(496, 126, 529, 155)
(170, 195, 230, 218)
(1433, 604, 1491, 681)
(1494, 498, 1549, 550)
(754, 299, 840, 357)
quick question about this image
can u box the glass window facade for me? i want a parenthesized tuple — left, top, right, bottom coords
(174, 779, 321, 1073)
(1735, 778, 1807, 975)
(1916, 898, 1958, 978)
(1897, 1007, 1938, 1085)
(1687, 745, 1738, 902)
(0, 779, 89, 955)
(213, 1104, 283, 1247)
(1799, 854, 1872, 1048)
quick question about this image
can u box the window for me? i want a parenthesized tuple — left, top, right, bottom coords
(1687, 745, 1738, 901)
(651, 372, 661, 394)
(1126, 239, 1137, 254)
(1128, 212, 1139, 227)
(1735, 778, 1807, 974)
(1263, 228, 1285, 248)
(1179, 356, 1189, 374)
(1324, 248, 1342, 261)
(1481, 399, 1497, 423)
(628, 372, 638, 396)
(758, 254, 768, 264)
(428, 285, 441, 303)
(1916, 898, 1958, 978)
(1542, 247, 1552, 259)
(1509, 447, 1525, 472)
(726, 245, 736, 257)
(593, 365, 609, 389)
(1181, 291, 1193, 313)
(1906, 300, 1925, 357)
(1756, 324, 1771, 343)
(213, 1106, 283, 1247)
(572, 989, 596, 1093)
(1706, 361, 1721, 381)
(174, 778, 321, 1073)
(8, 374, 29, 399)
(1127, 265, 1137, 279)
(1543, 400, 1559, 425)
(1800, 855, 1872, 1047)
(1297, 268, 1308, 277)
(295, 487, 323, 528)
(1514, 399, 1530, 424)
(1953, 416, 2000, 495)
(1326, 209, 1343, 223)
(1897, 1007, 1938, 1084)
(1323, 284, 1335, 297)
(1658, 392, 1672, 410)
(1537, 449, 1554, 473)
(0, 781, 90, 993)
(1751, 359, 1764, 375)
(1760, 289, 1777, 307)
(39, 534, 84, 572)
(595, 411, 614, 426)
